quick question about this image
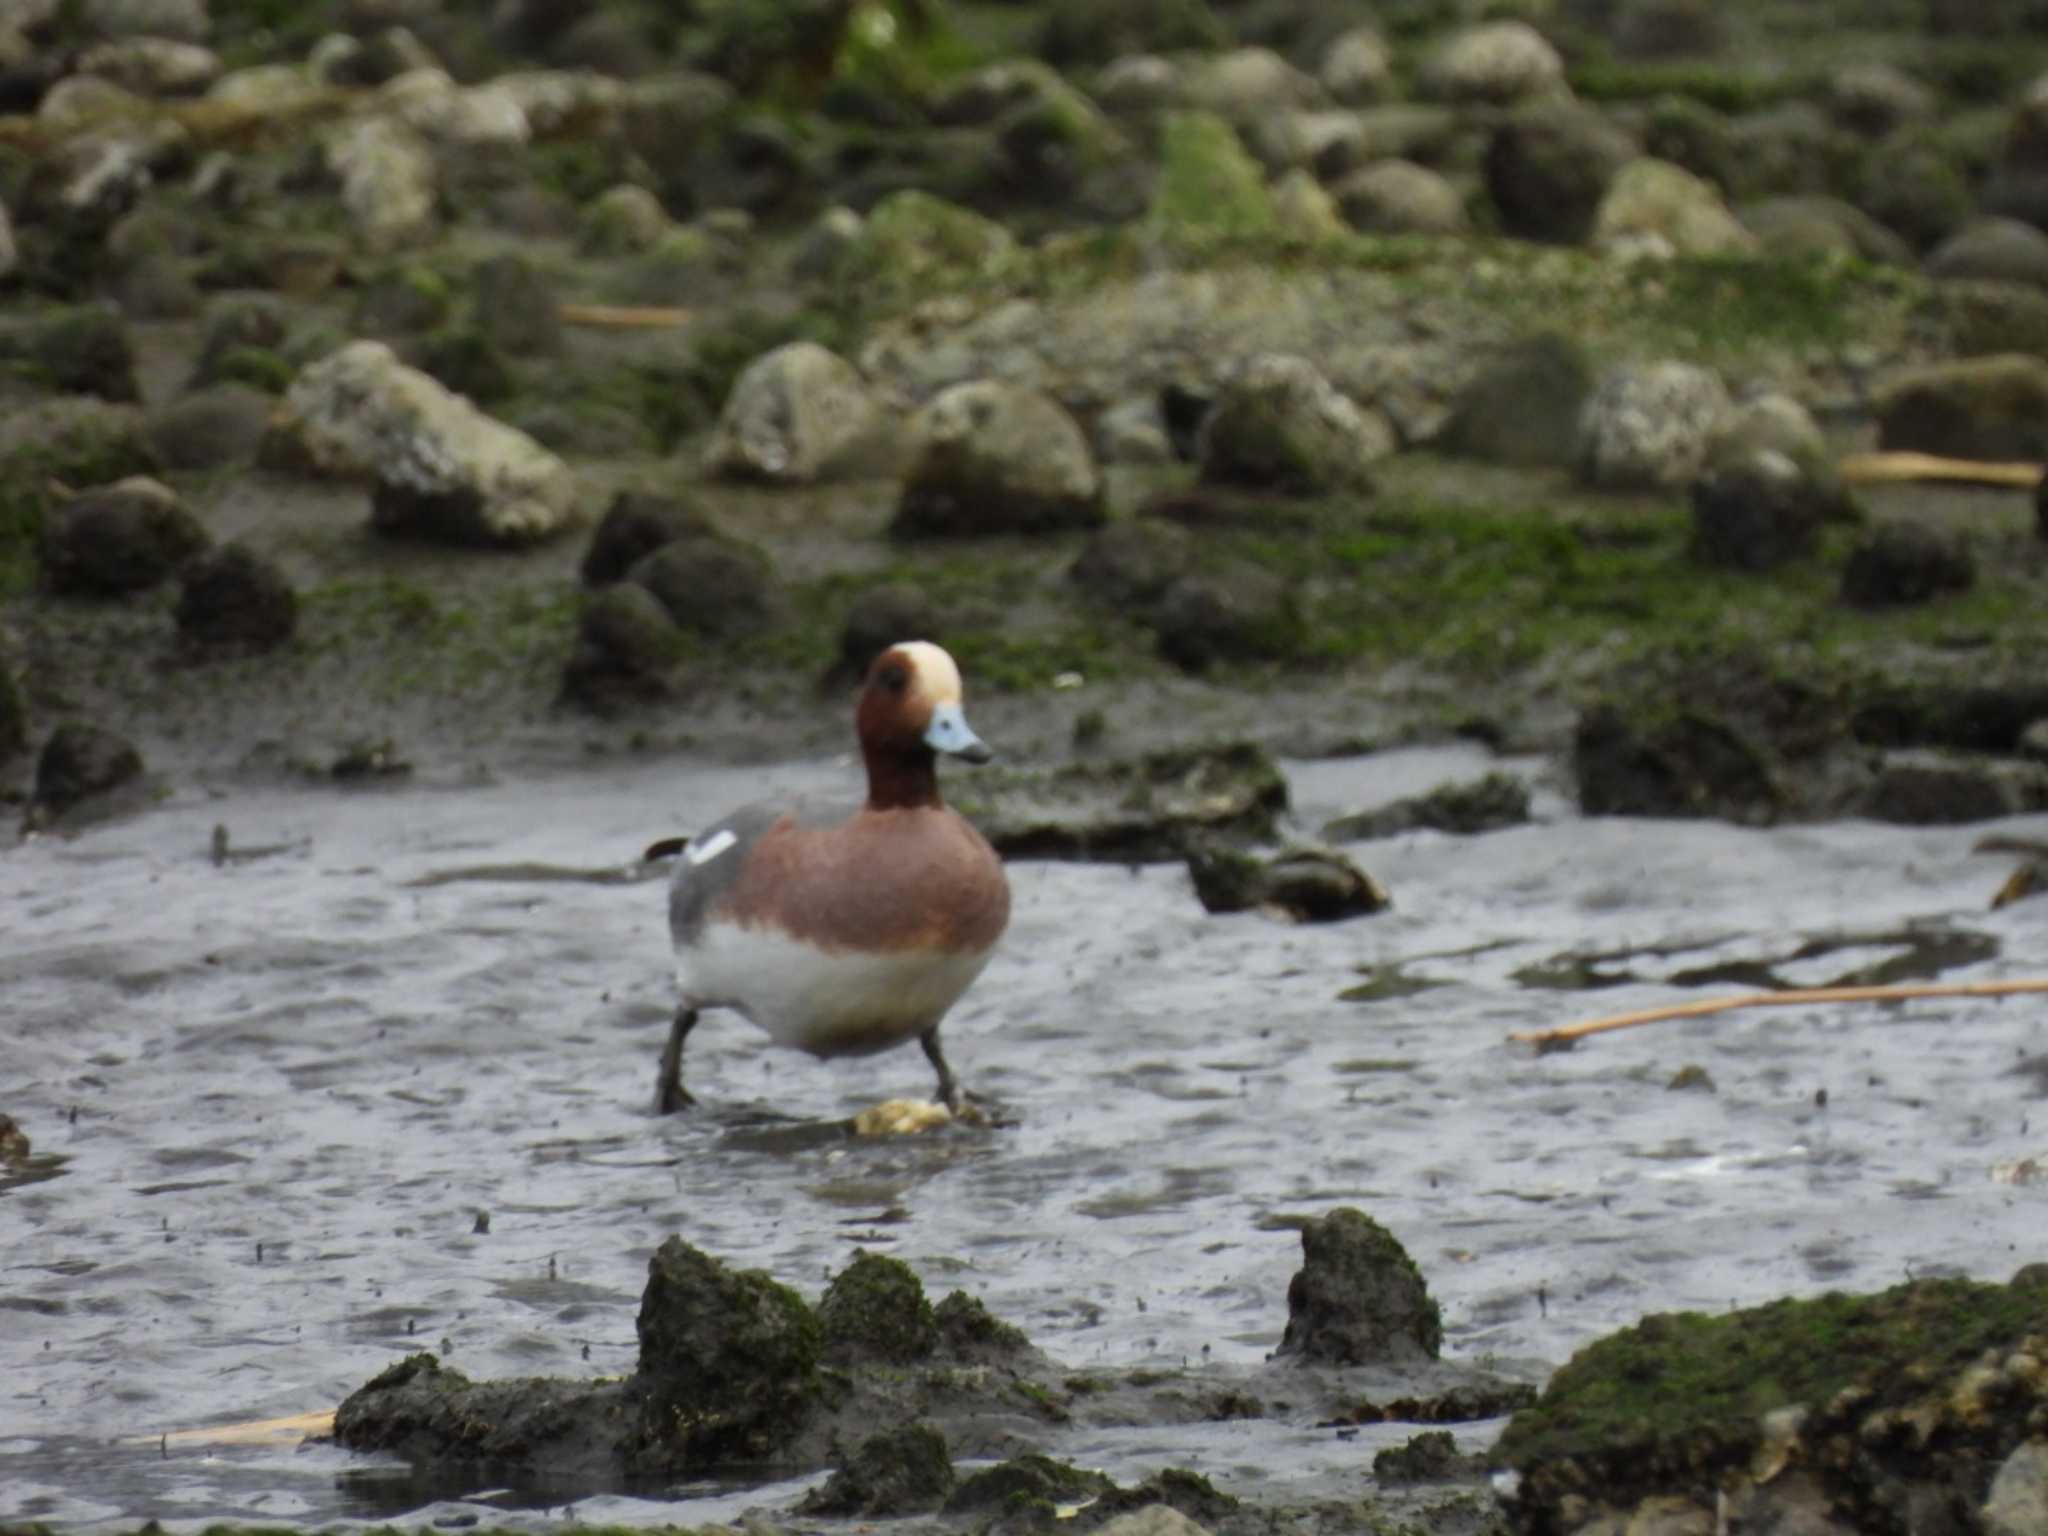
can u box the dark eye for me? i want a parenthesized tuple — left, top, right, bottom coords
(881, 664, 908, 694)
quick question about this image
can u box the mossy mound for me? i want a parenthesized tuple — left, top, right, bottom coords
(1496, 1271, 2048, 1533)
(819, 1249, 940, 1366)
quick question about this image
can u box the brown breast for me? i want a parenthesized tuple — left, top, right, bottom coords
(713, 805, 1010, 955)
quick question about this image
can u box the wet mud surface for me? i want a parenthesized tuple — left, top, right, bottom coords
(5, 743, 2048, 1528)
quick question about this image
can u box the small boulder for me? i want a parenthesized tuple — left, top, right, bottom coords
(1420, 21, 1564, 106)
(839, 191, 1015, 310)
(271, 340, 581, 546)
(894, 381, 1104, 537)
(145, 383, 273, 471)
(1827, 62, 1935, 137)
(1323, 773, 1532, 842)
(325, 114, 438, 252)
(579, 490, 713, 587)
(1577, 361, 1731, 491)
(1154, 567, 1303, 671)
(1690, 450, 1829, 571)
(78, 36, 219, 95)
(1320, 26, 1393, 107)
(1874, 354, 2048, 462)
(0, 305, 141, 402)
(817, 1251, 938, 1366)
(1332, 159, 1468, 236)
(175, 543, 297, 652)
(562, 583, 689, 708)
(1145, 110, 1277, 241)
(1274, 1207, 1441, 1365)
(1486, 98, 1637, 245)
(837, 583, 938, 679)
(1179, 47, 1322, 120)
(628, 537, 774, 638)
(1840, 522, 1975, 608)
(41, 476, 208, 595)
(1038, 0, 1225, 67)
(1591, 157, 1756, 259)
(1198, 353, 1390, 497)
(578, 184, 671, 257)
(1069, 520, 1196, 610)
(31, 721, 143, 823)
(798, 1422, 954, 1517)
(1926, 217, 2048, 288)
(471, 254, 562, 358)
(704, 341, 888, 485)
(1863, 750, 2048, 824)
(1186, 843, 1389, 922)
(1439, 334, 1593, 468)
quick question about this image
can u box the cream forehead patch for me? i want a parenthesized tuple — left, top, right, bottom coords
(895, 640, 962, 703)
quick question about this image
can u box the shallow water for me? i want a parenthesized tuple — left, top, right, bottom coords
(5, 744, 2046, 1529)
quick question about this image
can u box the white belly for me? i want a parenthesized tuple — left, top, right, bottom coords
(677, 920, 995, 1057)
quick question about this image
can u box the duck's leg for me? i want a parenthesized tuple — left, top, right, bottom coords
(655, 1007, 699, 1114)
(919, 1027, 962, 1113)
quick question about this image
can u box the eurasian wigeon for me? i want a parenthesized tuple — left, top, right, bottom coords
(655, 640, 1011, 1113)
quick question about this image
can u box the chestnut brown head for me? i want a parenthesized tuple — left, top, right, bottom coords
(857, 642, 992, 801)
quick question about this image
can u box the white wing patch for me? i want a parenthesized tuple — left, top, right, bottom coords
(686, 828, 737, 866)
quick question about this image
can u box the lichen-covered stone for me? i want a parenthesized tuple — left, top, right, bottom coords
(1419, 20, 1564, 106)
(41, 476, 208, 596)
(325, 114, 437, 252)
(799, 1421, 954, 1516)
(1273, 1208, 1441, 1365)
(894, 380, 1103, 537)
(1592, 157, 1756, 259)
(704, 341, 888, 485)
(1331, 159, 1467, 236)
(270, 340, 580, 546)
(819, 1250, 939, 1366)
(1197, 353, 1390, 497)
(1577, 361, 1731, 491)
(628, 1235, 821, 1470)
(1487, 98, 1637, 245)
(175, 543, 297, 652)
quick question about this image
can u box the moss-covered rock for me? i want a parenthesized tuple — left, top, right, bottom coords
(1274, 1207, 1441, 1366)
(1144, 110, 1276, 244)
(1038, 0, 1226, 68)
(1875, 353, 2048, 461)
(627, 1235, 823, 1471)
(1153, 565, 1307, 671)
(1496, 1272, 2048, 1535)
(1322, 772, 1531, 842)
(1439, 333, 1593, 468)
(818, 1250, 939, 1366)
(561, 583, 692, 710)
(627, 536, 776, 638)
(30, 719, 143, 824)
(798, 1421, 954, 1516)
(945, 1452, 1115, 1516)
(894, 380, 1104, 537)
(1486, 97, 1637, 245)
(1840, 522, 1976, 609)
(933, 1289, 1034, 1360)
(579, 490, 715, 587)
(1197, 352, 1390, 497)
(0, 305, 141, 401)
(175, 542, 298, 653)
(1186, 842, 1390, 923)
(40, 475, 208, 597)
(836, 189, 1015, 308)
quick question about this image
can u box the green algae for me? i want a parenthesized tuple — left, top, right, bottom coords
(818, 1249, 939, 1365)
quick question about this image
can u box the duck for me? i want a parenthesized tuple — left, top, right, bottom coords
(655, 640, 1011, 1114)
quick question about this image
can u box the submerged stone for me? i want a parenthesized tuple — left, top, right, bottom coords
(1274, 1207, 1441, 1366)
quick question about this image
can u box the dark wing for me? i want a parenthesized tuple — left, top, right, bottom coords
(667, 795, 857, 948)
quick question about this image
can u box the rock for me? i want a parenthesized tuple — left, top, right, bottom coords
(799, 1422, 953, 1517)
(36, 77, 151, 139)
(1420, 21, 1565, 106)
(79, 36, 219, 94)
(931, 1291, 1033, 1362)
(1927, 217, 2048, 288)
(837, 583, 938, 679)
(1268, 168, 1346, 243)
(143, 383, 274, 472)
(1274, 1208, 1441, 1365)
(1690, 450, 1829, 571)
(1179, 47, 1322, 121)
(1840, 522, 1975, 609)
(1332, 159, 1468, 236)
(190, 296, 288, 389)
(41, 475, 208, 596)
(1950, 278, 2048, 361)
(627, 1235, 821, 1469)
(790, 203, 862, 281)
(950, 741, 1289, 862)
(1091, 1473, 1240, 1532)
(1710, 391, 1832, 479)
(1154, 566, 1303, 671)
(579, 490, 711, 586)
(1038, 0, 1225, 68)
(1145, 110, 1277, 242)
(1439, 334, 1592, 468)
(561, 583, 688, 708)
(0, 197, 14, 283)
(1983, 1440, 2048, 1536)
(271, 340, 581, 546)
(838, 190, 1016, 309)
(893, 381, 1103, 537)
(1093, 53, 1181, 116)
(1577, 362, 1731, 491)
(31, 721, 142, 822)
(81, 0, 208, 42)
(1487, 98, 1638, 245)
(1069, 519, 1195, 609)
(704, 342, 888, 485)
(577, 183, 670, 256)
(0, 306, 140, 402)
(1198, 353, 1389, 497)
(1094, 393, 1176, 465)
(470, 254, 561, 358)
(946, 1455, 1115, 1517)
(1853, 134, 1971, 254)
(1742, 194, 1914, 264)
(1323, 772, 1532, 842)
(1725, 101, 1850, 204)
(628, 537, 773, 638)
(1591, 157, 1756, 259)
(1827, 62, 1935, 137)
(1610, 0, 1725, 58)
(325, 115, 437, 252)
(1374, 1429, 1485, 1484)
(1863, 749, 2048, 824)
(818, 1252, 938, 1366)
(0, 648, 27, 770)
(616, 70, 733, 203)
(112, 248, 201, 320)
(1320, 25, 1392, 107)
(1496, 1273, 2048, 1536)
(1186, 842, 1389, 922)
(1875, 354, 2048, 462)
(174, 542, 296, 652)
(1095, 1508, 1217, 1536)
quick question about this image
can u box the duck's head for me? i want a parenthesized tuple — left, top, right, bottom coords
(857, 640, 992, 769)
